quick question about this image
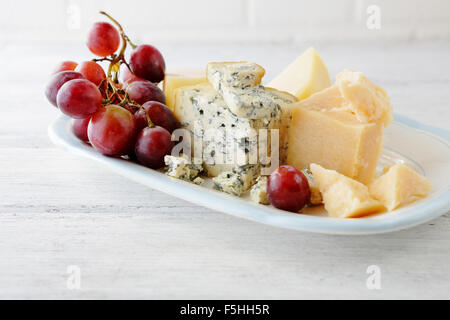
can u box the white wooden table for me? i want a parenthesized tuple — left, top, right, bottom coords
(0, 42, 449, 299)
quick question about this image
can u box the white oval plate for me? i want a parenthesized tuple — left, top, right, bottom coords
(48, 114, 450, 235)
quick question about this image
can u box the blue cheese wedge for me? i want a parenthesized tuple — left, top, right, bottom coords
(206, 61, 265, 89)
(205, 62, 296, 163)
(213, 165, 260, 196)
(174, 83, 284, 177)
(250, 176, 270, 204)
(164, 155, 203, 182)
(207, 62, 296, 120)
(172, 61, 297, 197)
(217, 85, 282, 119)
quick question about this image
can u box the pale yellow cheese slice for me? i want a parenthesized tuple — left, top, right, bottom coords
(268, 47, 331, 100)
(369, 164, 432, 211)
(310, 164, 385, 218)
(164, 70, 207, 111)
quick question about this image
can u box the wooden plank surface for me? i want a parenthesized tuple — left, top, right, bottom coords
(0, 42, 449, 299)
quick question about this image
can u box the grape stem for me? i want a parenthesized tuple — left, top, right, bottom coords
(145, 110, 155, 128)
(97, 11, 141, 111)
(99, 11, 135, 80)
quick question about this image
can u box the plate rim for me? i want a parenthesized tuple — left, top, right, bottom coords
(48, 113, 450, 235)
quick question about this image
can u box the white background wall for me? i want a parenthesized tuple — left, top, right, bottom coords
(1, 0, 450, 44)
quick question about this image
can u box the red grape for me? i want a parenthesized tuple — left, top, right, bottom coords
(57, 79, 102, 118)
(135, 101, 177, 133)
(72, 118, 90, 142)
(126, 81, 166, 105)
(45, 71, 85, 107)
(130, 44, 165, 83)
(135, 126, 173, 169)
(87, 21, 120, 57)
(267, 165, 311, 212)
(119, 65, 145, 85)
(52, 61, 78, 74)
(88, 105, 136, 156)
(75, 61, 106, 86)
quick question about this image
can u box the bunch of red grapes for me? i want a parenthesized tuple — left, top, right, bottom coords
(45, 12, 176, 168)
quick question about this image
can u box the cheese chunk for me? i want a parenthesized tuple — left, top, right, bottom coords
(173, 83, 282, 177)
(310, 164, 385, 218)
(193, 177, 204, 185)
(369, 164, 432, 211)
(207, 62, 296, 120)
(164, 155, 203, 182)
(336, 70, 393, 127)
(207, 62, 265, 89)
(250, 176, 270, 205)
(287, 105, 383, 185)
(268, 47, 331, 100)
(164, 71, 206, 111)
(213, 165, 260, 196)
(301, 168, 322, 205)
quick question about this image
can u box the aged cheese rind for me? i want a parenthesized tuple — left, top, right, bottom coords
(287, 105, 383, 185)
(268, 47, 331, 100)
(369, 164, 432, 211)
(310, 164, 385, 218)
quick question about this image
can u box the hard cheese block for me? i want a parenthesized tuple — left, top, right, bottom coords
(164, 70, 206, 111)
(287, 105, 383, 185)
(369, 164, 432, 211)
(268, 47, 331, 100)
(310, 164, 385, 218)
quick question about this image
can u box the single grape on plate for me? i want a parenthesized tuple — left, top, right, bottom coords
(135, 126, 173, 169)
(267, 165, 311, 212)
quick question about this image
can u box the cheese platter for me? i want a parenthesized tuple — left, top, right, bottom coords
(46, 12, 450, 234)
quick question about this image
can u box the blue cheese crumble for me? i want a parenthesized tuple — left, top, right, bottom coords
(213, 165, 260, 196)
(164, 155, 203, 182)
(250, 176, 270, 205)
